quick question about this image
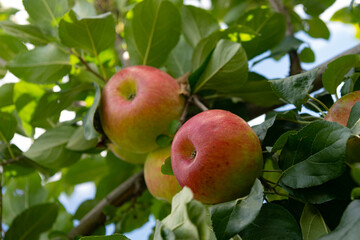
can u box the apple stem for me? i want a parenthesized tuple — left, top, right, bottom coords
(307, 94, 329, 111)
(192, 95, 209, 112)
(306, 101, 326, 118)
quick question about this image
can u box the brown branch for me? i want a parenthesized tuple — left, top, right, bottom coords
(67, 170, 146, 239)
(268, 0, 302, 75)
(70, 49, 106, 82)
(246, 43, 360, 120)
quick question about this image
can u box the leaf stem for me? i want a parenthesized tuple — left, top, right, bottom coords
(307, 94, 329, 111)
(306, 100, 326, 117)
(0, 132, 15, 160)
(71, 49, 106, 82)
(192, 95, 208, 111)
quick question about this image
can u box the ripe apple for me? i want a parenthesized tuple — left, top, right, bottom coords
(144, 146, 182, 202)
(171, 109, 263, 204)
(108, 143, 148, 164)
(100, 66, 184, 153)
(324, 90, 360, 126)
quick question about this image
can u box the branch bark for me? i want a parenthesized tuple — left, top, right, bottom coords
(67, 170, 146, 239)
(245, 43, 360, 120)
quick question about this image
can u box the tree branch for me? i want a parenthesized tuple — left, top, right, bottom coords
(245, 43, 360, 120)
(67, 170, 146, 239)
(268, 0, 302, 75)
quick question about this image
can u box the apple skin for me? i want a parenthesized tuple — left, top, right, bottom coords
(144, 146, 182, 202)
(108, 143, 148, 164)
(100, 66, 184, 153)
(171, 109, 263, 204)
(324, 90, 360, 126)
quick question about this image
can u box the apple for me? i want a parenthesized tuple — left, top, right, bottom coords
(171, 109, 263, 204)
(108, 143, 148, 164)
(324, 90, 360, 126)
(100, 66, 184, 153)
(144, 146, 182, 202)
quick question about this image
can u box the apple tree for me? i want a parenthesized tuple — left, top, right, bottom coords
(0, 0, 360, 239)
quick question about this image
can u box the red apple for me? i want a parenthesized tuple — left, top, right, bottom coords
(108, 143, 148, 164)
(100, 66, 184, 153)
(144, 147, 182, 202)
(324, 90, 360, 126)
(171, 109, 263, 204)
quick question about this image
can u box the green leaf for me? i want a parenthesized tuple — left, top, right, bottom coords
(83, 83, 101, 140)
(240, 203, 302, 240)
(168, 120, 180, 136)
(3, 173, 47, 225)
(156, 134, 172, 148)
(318, 200, 360, 240)
(72, 0, 97, 18)
(66, 126, 98, 151)
(4, 203, 58, 240)
(351, 163, 360, 185)
(322, 54, 360, 94)
(305, 17, 330, 39)
(300, 0, 336, 16)
(210, 179, 263, 240)
(252, 116, 276, 143)
(23, 0, 70, 34)
(126, 0, 181, 67)
(300, 204, 330, 240)
(0, 7, 18, 21)
(352, 187, 360, 200)
(165, 36, 192, 78)
(279, 120, 351, 189)
(270, 68, 319, 109)
(161, 156, 174, 176)
(347, 101, 360, 129)
(192, 39, 248, 94)
(158, 187, 215, 240)
(74, 199, 100, 220)
(0, 112, 17, 142)
(181, 5, 219, 48)
(237, 7, 286, 59)
(331, 5, 360, 24)
(300, 47, 315, 63)
(0, 21, 49, 45)
(24, 125, 81, 169)
(79, 234, 130, 240)
(0, 34, 27, 61)
(59, 10, 116, 54)
(7, 44, 71, 84)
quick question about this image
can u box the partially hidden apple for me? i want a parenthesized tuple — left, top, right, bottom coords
(171, 109, 263, 204)
(144, 146, 182, 202)
(100, 66, 184, 153)
(324, 90, 360, 126)
(108, 143, 148, 164)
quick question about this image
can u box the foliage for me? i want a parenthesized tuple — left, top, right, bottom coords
(0, 0, 359, 239)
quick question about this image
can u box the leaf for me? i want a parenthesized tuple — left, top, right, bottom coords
(126, 0, 181, 67)
(322, 54, 360, 94)
(72, 0, 97, 18)
(23, 0, 70, 34)
(0, 112, 17, 142)
(237, 7, 286, 59)
(66, 126, 98, 151)
(240, 203, 302, 240)
(4, 203, 58, 240)
(300, 0, 336, 16)
(83, 83, 101, 140)
(300, 47, 315, 63)
(156, 135, 172, 148)
(351, 163, 360, 185)
(79, 234, 130, 240)
(347, 101, 360, 129)
(0, 34, 27, 61)
(24, 125, 81, 169)
(252, 116, 276, 143)
(318, 200, 360, 240)
(210, 179, 263, 240)
(165, 36, 192, 78)
(161, 156, 174, 176)
(300, 204, 330, 240)
(305, 17, 330, 39)
(7, 44, 71, 84)
(181, 5, 219, 48)
(279, 120, 351, 189)
(192, 39, 248, 94)
(331, 5, 360, 24)
(59, 10, 116, 54)
(0, 21, 49, 45)
(158, 187, 215, 240)
(270, 68, 319, 109)
(74, 199, 100, 220)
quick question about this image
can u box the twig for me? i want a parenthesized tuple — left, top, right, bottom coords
(179, 97, 191, 126)
(67, 171, 146, 239)
(70, 49, 106, 82)
(307, 94, 329, 111)
(192, 95, 209, 111)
